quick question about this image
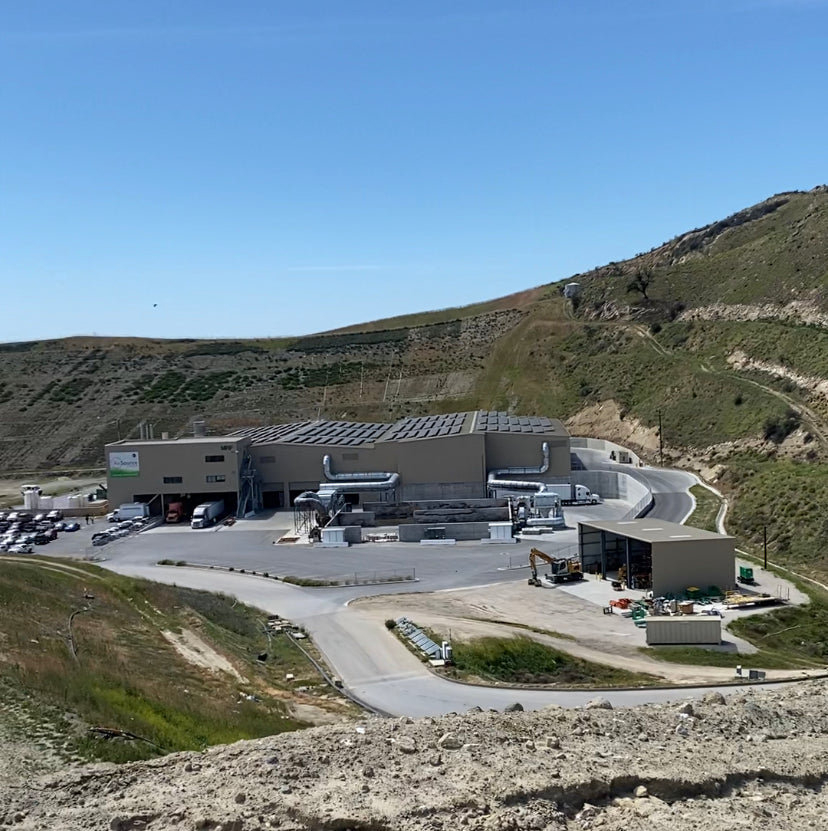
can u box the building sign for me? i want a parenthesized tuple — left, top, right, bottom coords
(109, 451, 140, 478)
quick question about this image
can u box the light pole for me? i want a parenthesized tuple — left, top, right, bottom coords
(657, 409, 663, 467)
(763, 524, 768, 570)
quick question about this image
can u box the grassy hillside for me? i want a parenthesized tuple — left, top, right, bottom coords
(2, 187, 828, 577)
(0, 557, 351, 762)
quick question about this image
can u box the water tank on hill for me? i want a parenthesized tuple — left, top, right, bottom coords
(563, 282, 582, 299)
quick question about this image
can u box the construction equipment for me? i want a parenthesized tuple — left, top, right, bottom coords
(528, 547, 584, 586)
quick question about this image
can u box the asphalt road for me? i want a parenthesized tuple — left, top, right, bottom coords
(47, 443, 744, 717)
(576, 448, 697, 523)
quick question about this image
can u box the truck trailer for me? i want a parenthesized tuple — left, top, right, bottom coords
(108, 502, 150, 522)
(191, 500, 225, 529)
(544, 484, 600, 505)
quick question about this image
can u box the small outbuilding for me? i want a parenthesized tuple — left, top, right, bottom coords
(577, 519, 735, 597)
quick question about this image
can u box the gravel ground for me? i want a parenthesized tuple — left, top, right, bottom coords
(3, 681, 828, 830)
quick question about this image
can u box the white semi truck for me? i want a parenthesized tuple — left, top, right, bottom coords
(544, 484, 600, 505)
(191, 500, 225, 529)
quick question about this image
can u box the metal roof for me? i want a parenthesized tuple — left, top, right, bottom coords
(578, 519, 732, 544)
(379, 412, 469, 442)
(473, 410, 566, 434)
(230, 410, 567, 447)
(232, 420, 388, 447)
(107, 436, 249, 447)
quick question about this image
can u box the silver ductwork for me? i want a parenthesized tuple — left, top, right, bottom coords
(486, 478, 549, 493)
(295, 473, 401, 523)
(487, 442, 551, 494)
(322, 454, 395, 482)
(294, 490, 344, 516)
(488, 442, 549, 478)
(318, 472, 400, 495)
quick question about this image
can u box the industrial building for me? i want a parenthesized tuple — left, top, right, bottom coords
(105, 411, 571, 519)
(577, 519, 735, 597)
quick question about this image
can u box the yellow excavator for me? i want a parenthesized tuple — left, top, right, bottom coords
(528, 547, 584, 586)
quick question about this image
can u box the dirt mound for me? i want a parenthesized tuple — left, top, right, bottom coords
(5, 681, 828, 830)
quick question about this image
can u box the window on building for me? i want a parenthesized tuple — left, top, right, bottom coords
(163, 476, 183, 484)
(259, 455, 276, 464)
(205, 455, 225, 463)
(220, 444, 233, 451)
(206, 474, 226, 483)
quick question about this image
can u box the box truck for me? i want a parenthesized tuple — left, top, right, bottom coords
(191, 500, 225, 529)
(544, 484, 600, 505)
(108, 502, 150, 522)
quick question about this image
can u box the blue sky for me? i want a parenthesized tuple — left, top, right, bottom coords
(2, 0, 827, 342)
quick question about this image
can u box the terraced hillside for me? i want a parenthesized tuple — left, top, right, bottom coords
(2, 186, 828, 573)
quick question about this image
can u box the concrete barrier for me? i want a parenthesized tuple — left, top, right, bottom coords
(398, 521, 492, 543)
(571, 436, 644, 467)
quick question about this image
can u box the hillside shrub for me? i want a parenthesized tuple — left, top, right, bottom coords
(762, 408, 800, 443)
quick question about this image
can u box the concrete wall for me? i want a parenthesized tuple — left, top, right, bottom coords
(365, 498, 509, 522)
(651, 537, 735, 597)
(483, 432, 570, 477)
(570, 437, 644, 467)
(576, 470, 651, 506)
(398, 521, 492, 542)
(334, 511, 376, 527)
(106, 437, 249, 508)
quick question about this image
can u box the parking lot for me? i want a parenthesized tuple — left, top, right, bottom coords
(39, 498, 629, 593)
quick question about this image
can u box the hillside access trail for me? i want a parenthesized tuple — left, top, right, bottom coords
(629, 323, 828, 449)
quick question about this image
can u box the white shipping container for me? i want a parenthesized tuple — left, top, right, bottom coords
(645, 617, 722, 646)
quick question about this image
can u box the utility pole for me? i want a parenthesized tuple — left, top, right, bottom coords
(763, 524, 768, 570)
(657, 409, 663, 467)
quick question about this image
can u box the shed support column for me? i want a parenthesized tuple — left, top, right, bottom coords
(600, 530, 607, 580)
(625, 536, 631, 589)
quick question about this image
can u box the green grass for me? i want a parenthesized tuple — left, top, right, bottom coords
(723, 455, 828, 581)
(687, 485, 721, 532)
(0, 558, 350, 763)
(640, 645, 814, 671)
(443, 635, 659, 687)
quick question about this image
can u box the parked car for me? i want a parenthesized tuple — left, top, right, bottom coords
(91, 536, 109, 547)
(9, 543, 33, 554)
(33, 513, 47, 522)
(63, 522, 81, 532)
(46, 509, 64, 521)
(33, 534, 50, 545)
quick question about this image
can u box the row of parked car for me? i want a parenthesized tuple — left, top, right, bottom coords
(91, 517, 150, 547)
(0, 509, 82, 554)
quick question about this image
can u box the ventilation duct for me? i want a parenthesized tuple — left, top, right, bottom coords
(488, 442, 549, 478)
(322, 454, 395, 482)
(486, 442, 551, 495)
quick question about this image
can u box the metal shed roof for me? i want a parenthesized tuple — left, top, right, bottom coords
(578, 519, 732, 543)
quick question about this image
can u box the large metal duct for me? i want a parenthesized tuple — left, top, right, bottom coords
(486, 441, 551, 494)
(322, 454, 394, 482)
(488, 442, 549, 478)
(317, 472, 400, 495)
(294, 489, 346, 516)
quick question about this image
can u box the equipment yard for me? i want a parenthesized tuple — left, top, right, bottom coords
(351, 571, 812, 685)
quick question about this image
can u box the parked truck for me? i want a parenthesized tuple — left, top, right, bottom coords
(165, 502, 185, 523)
(108, 502, 150, 522)
(544, 484, 600, 505)
(191, 500, 225, 529)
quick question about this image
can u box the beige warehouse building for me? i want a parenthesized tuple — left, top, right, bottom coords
(578, 519, 735, 597)
(105, 411, 571, 518)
